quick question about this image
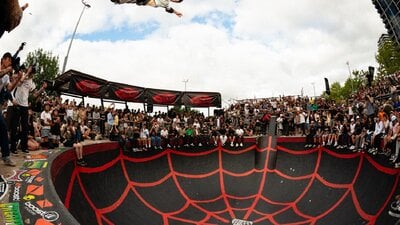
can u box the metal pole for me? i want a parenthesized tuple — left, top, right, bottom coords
(346, 61, 353, 93)
(182, 79, 188, 92)
(61, 0, 91, 74)
(311, 82, 316, 98)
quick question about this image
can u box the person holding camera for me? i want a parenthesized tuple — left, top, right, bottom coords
(0, 52, 24, 166)
(9, 65, 47, 154)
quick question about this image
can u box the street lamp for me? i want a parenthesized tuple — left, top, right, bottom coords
(346, 61, 354, 93)
(61, 0, 91, 74)
(311, 82, 316, 98)
(182, 79, 189, 92)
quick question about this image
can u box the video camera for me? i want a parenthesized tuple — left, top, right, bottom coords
(11, 42, 25, 73)
(11, 42, 37, 74)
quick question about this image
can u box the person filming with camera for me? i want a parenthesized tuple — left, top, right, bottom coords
(9, 65, 47, 155)
(0, 52, 25, 166)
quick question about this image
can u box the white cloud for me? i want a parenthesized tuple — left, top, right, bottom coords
(0, 0, 387, 107)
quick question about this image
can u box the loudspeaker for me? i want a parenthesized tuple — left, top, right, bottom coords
(147, 103, 153, 113)
(324, 78, 330, 95)
(367, 66, 375, 87)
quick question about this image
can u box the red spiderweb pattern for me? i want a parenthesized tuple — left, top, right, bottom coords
(272, 145, 399, 225)
(63, 137, 400, 225)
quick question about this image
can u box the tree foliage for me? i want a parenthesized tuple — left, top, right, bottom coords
(376, 38, 400, 77)
(324, 69, 367, 102)
(24, 48, 59, 87)
(320, 38, 400, 103)
(327, 82, 342, 101)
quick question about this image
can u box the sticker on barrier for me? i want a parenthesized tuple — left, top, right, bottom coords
(7, 170, 27, 182)
(25, 153, 49, 161)
(232, 219, 254, 225)
(23, 161, 48, 169)
(0, 202, 23, 225)
(0, 175, 9, 201)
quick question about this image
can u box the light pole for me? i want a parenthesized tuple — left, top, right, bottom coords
(311, 82, 316, 98)
(61, 0, 91, 74)
(182, 79, 189, 92)
(346, 61, 354, 93)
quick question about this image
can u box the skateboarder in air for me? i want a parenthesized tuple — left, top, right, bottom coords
(111, 0, 183, 17)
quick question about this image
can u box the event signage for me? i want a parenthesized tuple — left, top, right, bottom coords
(12, 183, 22, 202)
(24, 201, 60, 222)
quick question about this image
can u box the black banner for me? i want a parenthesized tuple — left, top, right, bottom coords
(146, 89, 182, 105)
(107, 82, 145, 102)
(70, 76, 104, 98)
(55, 70, 222, 108)
(181, 92, 221, 107)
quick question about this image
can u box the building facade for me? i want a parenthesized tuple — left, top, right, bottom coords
(372, 0, 400, 45)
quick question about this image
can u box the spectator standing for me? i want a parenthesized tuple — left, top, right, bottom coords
(9, 66, 46, 154)
(0, 52, 18, 166)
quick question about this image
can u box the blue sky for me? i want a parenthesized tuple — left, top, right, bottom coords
(76, 21, 160, 42)
(75, 10, 235, 42)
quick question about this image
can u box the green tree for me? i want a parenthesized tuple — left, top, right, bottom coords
(327, 82, 342, 102)
(24, 48, 60, 87)
(325, 69, 366, 102)
(350, 69, 367, 90)
(376, 38, 400, 77)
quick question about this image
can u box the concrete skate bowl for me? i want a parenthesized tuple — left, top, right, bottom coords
(50, 137, 400, 225)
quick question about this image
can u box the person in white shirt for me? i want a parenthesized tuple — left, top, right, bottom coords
(172, 115, 180, 128)
(299, 111, 306, 135)
(105, 107, 114, 137)
(65, 104, 74, 120)
(235, 126, 244, 147)
(193, 119, 201, 130)
(160, 126, 169, 148)
(370, 117, 384, 154)
(40, 103, 52, 141)
(9, 66, 46, 154)
(92, 107, 100, 121)
(139, 125, 150, 149)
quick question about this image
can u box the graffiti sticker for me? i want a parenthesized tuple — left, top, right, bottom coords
(0, 202, 23, 225)
(0, 175, 9, 201)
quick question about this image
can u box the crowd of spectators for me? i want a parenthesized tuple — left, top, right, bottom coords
(1, 50, 400, 168)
